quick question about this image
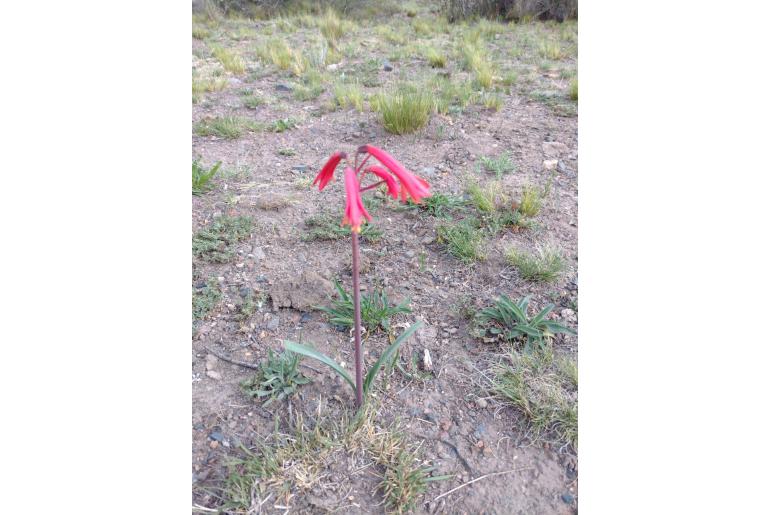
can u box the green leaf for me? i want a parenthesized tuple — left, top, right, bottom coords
(530, 303, 554, 327)
(364, 321, 423, 394)
(542, 321, 576, 335)
(283, 341, 355, 390)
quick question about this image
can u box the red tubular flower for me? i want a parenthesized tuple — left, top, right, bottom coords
(313, 151, 347, 191)
(342, 167, 372, 233)
(358, 145, 431, 203)
(364, 165, 399, 199)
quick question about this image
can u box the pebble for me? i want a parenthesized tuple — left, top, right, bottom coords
(447, 327, 458, 334)
(209, 431, 225, 442)
(421, 236, 434, 244)
(421, 166, 436, 177)
(206, 370, 222, 380)
(205, 354, 218, 371)
(405, 250, 415, 258)
(252, 246, 266, 261)
(275, 83, 293, 92)
(543, 159, 558, 171)
(561, 493, 575, 504)
(475, 398, 488, 409)
(292, 165, 309, 173)
(382, 60, 393, 71)
(264, 314, 280, 331)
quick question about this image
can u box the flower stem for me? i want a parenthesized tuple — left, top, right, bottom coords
(360, 179, 386, 193)
(351, 231, 364, 407)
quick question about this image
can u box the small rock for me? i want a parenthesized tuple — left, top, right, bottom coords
(561, 493, 575, 504)
(252, 246, 266, 260)
(543, 159, 558, 171)
(557, 160, 570, 174)
(239, 286, 252, 297)
(421, 236, 434, 245)
(560, 308, 577, 322)
(206, 370, 222, 380)
(382, 60, 393, 71)
(275, 83, 293, 92)
(292, 164, 309, 173)
(420, 166, 436, 177)
(405, 250, 415, 258)
(447, 327, 458, 335)
(209, 431, 225, 442)
(475, 398, 488, 409)
(270, 271, 334, 312)
(422, 349, 433, 371)
(264, 313, 280, 331)
(543, 141, 569, 158)
(205, 354, 218, 371)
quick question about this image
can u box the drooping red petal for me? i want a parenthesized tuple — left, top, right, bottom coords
(313, 151, 346, 191)
(358, 144, 431, 203)
(342, 167, 371, 233)
(364, 165, 399, 199)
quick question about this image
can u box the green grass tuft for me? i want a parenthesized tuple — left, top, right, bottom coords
(479, 152, 515, 178)
(192, 160, 221, 195)
(320, 281, 411, 333)
(192, 278, 222, 321)
(333, 81, 364, 111)
(506, 246, 565, 283)
(241, 350, 311, 406)
(194, 116, 262, 139)
(491, 350, 577, 448)
(302, 212, 382, 242)
(436, 219, 485, 263)
(378, 84, 432, 135)
(569, 78, 578, 101)
(212, 46, 246, 74)
(192, 216, 253, 263)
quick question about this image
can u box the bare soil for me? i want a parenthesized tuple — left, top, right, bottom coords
(192, 11, 577, 515)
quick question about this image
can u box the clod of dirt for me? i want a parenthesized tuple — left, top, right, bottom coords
(542, 141, 569, 158)
(270, 271, 334, 311)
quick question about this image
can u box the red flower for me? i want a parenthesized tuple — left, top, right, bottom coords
(313, 151, 346, 191)
(358, 145, 431, 203)
(364, 165, 399, 199)
(342, 167, 372, 233)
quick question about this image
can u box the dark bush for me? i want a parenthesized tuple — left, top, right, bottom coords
(442, 0, 577, 22)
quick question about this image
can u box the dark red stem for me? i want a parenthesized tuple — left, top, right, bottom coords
(360, 179, 385, 193)
(351, 232, 364, 408)
(355, 154, 371, 175)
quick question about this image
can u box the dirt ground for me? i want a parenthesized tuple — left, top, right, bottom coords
(192, 6, 577, 514)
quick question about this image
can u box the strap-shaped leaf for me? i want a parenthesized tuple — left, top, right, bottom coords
(516, 324, 543, 337)
(364, 321, 423, 394)
(518, 295, 531, 315)
(283, 341, 355, 390)
(541, 321, 577, 335)
(530, 303, 555, 327)
(499, 295, 526, 323)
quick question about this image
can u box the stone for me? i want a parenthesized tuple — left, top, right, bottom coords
(557, 160, 570, 174)
(421, 236, 434, 245)
(206, 370, 222, 380)
(543, 159, 558, 171)
(205, 354, 218, 371)
(475, 398, 488, 409)
(382, 60, 393, 71)
(543, 141, 569, 158)
(292, 164, 309, 173)
(270, 271, 335, 312)
(264, 313, 280, 331)
(252, 246, 266, 261)
(561, 493, 575, 504)
(209, 431, 225, 442)
(420, 166, 436, 177)
(275, 83, 293, 92)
